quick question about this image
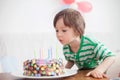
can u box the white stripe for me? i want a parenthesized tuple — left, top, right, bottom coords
(79, 54, 95, 61)
(83, 39, 89, 45)
(64, 45, 69, 48)
(94, 43, 103, 53)
(96, 45, 106, 59)
(63, 49, 69, 53)
(80, 62, 84, 65)
(102, 49, 110, 59)
(79, 50, 93, 56)
(65, 54, 71, 57)
(81, 45, 94, 50)
(70, 57, 76, 61)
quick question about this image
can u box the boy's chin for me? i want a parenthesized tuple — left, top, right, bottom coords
(61, 43, 66, 45)
(60, 42, 67, 45)
(62, 43, 70, 45)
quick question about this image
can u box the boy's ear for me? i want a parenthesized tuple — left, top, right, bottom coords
(73, 28, 80, 36)
(75, 31, 80, 36)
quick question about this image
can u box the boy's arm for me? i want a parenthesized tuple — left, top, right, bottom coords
(65, 61, 74, 69)
(94, 56, 115, 73)
(86, 56, 115, 78)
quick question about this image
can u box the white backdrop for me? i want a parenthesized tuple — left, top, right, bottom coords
(0, 0, 120, 72)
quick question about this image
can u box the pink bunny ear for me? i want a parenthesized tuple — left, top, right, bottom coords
(62, 0, 75, 5)
(77, 1, 92, 13)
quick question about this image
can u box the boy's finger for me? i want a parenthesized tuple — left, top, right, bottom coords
(86, 72, 91, 76)
(103, 74, 107, 78)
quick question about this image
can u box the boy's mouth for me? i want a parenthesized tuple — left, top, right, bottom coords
(59, 39, 64, 43)
(59, 39, 62, 42)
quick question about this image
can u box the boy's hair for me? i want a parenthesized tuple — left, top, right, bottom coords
(53, 8, 85, 36)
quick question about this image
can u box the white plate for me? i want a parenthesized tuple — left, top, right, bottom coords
(11, 69, 77, 79)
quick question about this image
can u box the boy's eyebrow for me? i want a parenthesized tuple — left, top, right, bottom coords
(56, 26, 68, 29)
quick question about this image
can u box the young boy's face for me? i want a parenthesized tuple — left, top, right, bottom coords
(55, 18, 76, 45)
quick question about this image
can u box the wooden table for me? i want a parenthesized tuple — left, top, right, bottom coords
(0, 70, 109, 80)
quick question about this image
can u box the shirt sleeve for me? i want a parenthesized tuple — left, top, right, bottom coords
(94, 42, 115, 61)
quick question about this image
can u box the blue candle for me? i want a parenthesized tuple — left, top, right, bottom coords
(51, 47, 52, 59)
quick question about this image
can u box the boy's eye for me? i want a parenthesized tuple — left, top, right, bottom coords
(56, 30, 58, 32)
(55, 29, 67, 32)
(62, 30, 67, 32)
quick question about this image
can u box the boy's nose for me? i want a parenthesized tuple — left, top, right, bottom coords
(57, 32, 63, 37)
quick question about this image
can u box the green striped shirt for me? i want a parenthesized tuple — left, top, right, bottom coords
(63, 35, 114, 69)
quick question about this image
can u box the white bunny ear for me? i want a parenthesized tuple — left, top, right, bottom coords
(0, 56, 19, 73)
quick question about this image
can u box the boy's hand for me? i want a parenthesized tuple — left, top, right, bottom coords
(86, 69, 107, 79)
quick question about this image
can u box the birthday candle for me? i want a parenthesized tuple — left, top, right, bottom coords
(50, 47, 52, 59)
(56, 45, 58, 59)
(42, 48, 44, 59)
(34, 49, 36, 59)
(39, 48, 44, 64)
(40, 48, 41, 60)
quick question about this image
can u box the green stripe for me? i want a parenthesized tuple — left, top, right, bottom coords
(79, 58, 94, 62)
(94, 44, 104, 58)
(103, 52, 113, 60)
(84, 37, 95, 44)
(63, 46, 69, 49)
(80, 49, 94, 52)
(82, 44, 95, 46)
(106, 52, 113, 56)
(64, 52, 70, 54)
(79, 36, 84, 50)
(99, 48, 107, 60)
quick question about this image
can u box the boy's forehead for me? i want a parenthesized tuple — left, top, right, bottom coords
(56, 26, 73, 30)
(56, 26, 67, 29)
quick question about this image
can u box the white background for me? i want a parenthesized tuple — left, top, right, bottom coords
(0, 0, 120, 72)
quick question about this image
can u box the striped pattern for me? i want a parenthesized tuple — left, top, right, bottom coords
(63, 35, 114, 69)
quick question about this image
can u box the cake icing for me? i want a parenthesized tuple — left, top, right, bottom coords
(23, 58, 64, 76)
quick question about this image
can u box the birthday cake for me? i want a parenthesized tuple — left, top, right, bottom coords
(23, 58, 64, 76)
